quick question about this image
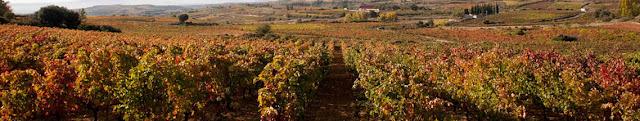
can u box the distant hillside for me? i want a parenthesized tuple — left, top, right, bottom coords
(277, 0, 441, 2)
(83, 4, 203, 16)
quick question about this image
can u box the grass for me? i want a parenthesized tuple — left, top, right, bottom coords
(502, 0, 524, 6)
(601, 22, 640, 33)
(459, 10, 579, 26)
(406, 26, 640, 54)
(493, 10, 572, 22)
(85, 16, 249, 38)
(241, 23, 329, 32)
(549, 2, 584, 10)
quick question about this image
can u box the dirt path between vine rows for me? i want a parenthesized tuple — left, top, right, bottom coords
(304, 45, 357, 121)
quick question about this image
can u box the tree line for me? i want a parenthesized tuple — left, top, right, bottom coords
(464, 3, 500, 15)
(620, 0, 640, 18)
(0, 1, 120, 33)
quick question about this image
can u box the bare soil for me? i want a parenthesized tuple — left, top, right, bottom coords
(303, 46, 357, 121)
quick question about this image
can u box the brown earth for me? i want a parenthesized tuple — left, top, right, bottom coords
(303, 46, 358, 121)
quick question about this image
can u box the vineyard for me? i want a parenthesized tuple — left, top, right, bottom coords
(0, 25, 331, 120)
(2, 19, 640, 121)
(343, 41, 640, 120)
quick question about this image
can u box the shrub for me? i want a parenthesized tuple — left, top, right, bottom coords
(77, 24, 122, 33)
(14, 16, 42, 26)
(552, 34, 578, 41)
(378, 12, 398, 22)
(595, 9, 614, 22)
(345, 12, 369, 22)
(0, 16, 8, 24)
(255, 24, 272, 37)
(178, 14, 189, 23)
(509, 28, 526, 36)
(243, 24, 278, 40)
(417, 19, 434, 28)
(483, 20, 497, 24)
(35, 5, 82, 28)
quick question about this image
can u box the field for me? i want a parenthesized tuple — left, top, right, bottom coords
(457, 10, 583, 26)
(549, 2, 585, 10)
(2, 0, 640, 121)
(520, 1, 585, 10)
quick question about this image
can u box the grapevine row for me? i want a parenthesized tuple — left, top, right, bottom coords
(344, 41, 640, 120)
(255, 41, 331, 120)
(0, 25, 333, 120)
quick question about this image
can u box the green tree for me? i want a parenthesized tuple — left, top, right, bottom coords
(79, 9, 87, 21)
(634, 0, 640, 16)
(469, 4, 498, 15)
(620, 0, 640, 17)
(35, 5, 82, 28)
(0, 0, 14, 23)
(621, 0, 633, 17)
(178, 14, 189, 23)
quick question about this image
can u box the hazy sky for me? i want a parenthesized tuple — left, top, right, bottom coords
(7, 0, 271, 14)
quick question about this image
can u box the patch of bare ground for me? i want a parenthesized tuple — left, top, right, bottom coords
(303, 46, 358, 121)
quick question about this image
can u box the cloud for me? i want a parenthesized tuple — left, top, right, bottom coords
(6, 0, 76, 4)
(7, 0, 272, 14)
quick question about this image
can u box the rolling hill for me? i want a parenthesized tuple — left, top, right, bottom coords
(82, 4, 205, 16)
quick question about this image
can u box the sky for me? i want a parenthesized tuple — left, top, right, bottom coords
(7, 0, 271, 14)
